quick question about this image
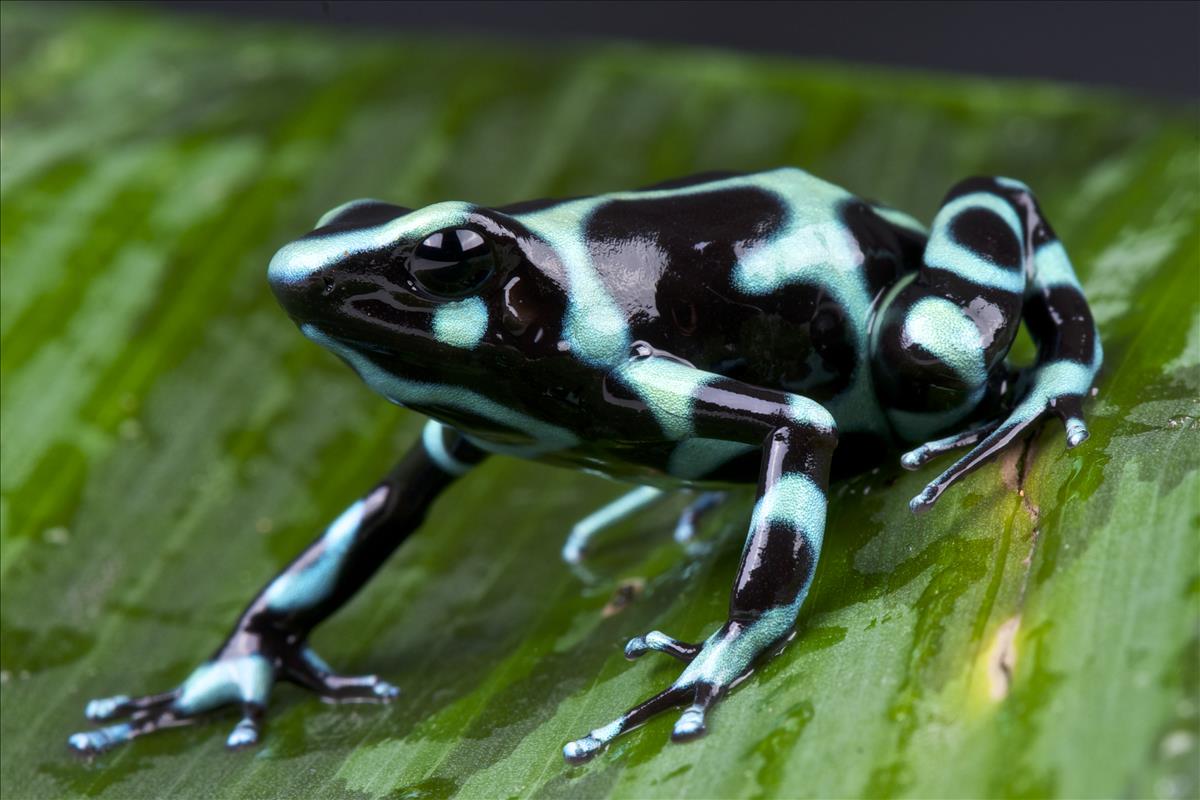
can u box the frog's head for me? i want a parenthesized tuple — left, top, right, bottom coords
(268, 199, 557, 403)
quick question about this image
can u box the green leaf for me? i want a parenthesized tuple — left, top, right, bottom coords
(2, 5, 1196, 798)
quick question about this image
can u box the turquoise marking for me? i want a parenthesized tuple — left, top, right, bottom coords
(788, 394, 838, 434)
(513, 168, 864, 368)
(300, 646, 334, 674)
(1010, 357, 1102, 422)
(674, 706, 705, 737)
(995, 176, 1031, 192)
(562, 486, 664, 563)
(515, 203, 630, 366)
(675, 472, 829, 688)
(924, 192, 1025, 294)
(175, 655, 273, 714)
(264, 499, 365, 613)
(873, 205, 929, 236)
(268, 201, 475, 286)
(668, 438, 755, 480)
(730, 170, 870, 324)
(432, 296, 488, 349)
(422, 420, 472, 476)
(304, 325, 578, 456)
(315, 197, 388, 228)
(725, 170, 878, 438)
(902, 297, 987, 386)
(616, 357, 714, 440)
(1031, 240, 1083, 291)
(749, 474, 827, 549)
(678, 605, 799, 687)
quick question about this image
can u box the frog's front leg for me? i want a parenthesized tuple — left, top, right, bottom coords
(563, 356, 836, 763)
(69, 421, 486, 755)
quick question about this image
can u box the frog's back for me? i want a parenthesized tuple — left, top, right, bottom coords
(507, 168, 926, 433)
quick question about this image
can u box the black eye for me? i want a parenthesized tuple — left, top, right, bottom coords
(408, 228, 495, 297)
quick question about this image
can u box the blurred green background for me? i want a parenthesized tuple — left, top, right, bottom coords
(1, 4, 1197, 799)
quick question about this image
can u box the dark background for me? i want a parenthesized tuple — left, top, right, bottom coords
(151, 0, 1200, 99)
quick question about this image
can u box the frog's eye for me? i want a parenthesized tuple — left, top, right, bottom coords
(408, 228, 495, 297)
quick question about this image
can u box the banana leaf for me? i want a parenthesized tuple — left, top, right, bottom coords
(1, 4, 1197, 798)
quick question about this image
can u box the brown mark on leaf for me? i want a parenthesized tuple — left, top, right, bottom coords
(602, 578, 645, 617)
(1000, 433, 1043, 570)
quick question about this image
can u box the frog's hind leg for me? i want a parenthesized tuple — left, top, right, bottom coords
(899, 177, 1101, 512)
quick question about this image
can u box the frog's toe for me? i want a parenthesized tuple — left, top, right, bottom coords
(671, 707, 707, 741)
(1051, 395, 1090, 448)
(563, 733, 605, 765)
(563, 685, 688, 764)
(84, 690, 177, 722)
(899, 422, 1000, 472)
(671, 686, 719, 742)
(1065, 418, 1089, 448)
(624, 630, 700, 663)
(84, 695, 131, 721)
(69, 705, 192, 756)
(224, 703, 265, 750)
(672, 491, 726, 545)
(286, 649, 400, 703)
(68, 723, 134, 756)
(908, 484, 940, 515)
(310, 673, 400, 702)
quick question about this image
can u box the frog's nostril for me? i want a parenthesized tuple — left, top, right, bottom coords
(322, 276, 336, 295)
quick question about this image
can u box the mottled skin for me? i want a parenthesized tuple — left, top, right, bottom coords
(70, 168, 1100, 763)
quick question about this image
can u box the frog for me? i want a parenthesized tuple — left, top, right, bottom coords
(69, 168, 1101, 764)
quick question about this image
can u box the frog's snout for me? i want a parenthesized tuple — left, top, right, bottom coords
(267, 238, 333, 319)
(268, 200, 411, 320)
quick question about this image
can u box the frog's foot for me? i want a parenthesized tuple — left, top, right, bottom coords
(69, 647, 396, 755)
(69, 654, 275, 755)
(281, 646, 400, 703)
(70, 691, 188, 755)
(671, 491, 726, 546)
(564, 682, 722, 764)
(564, 622, 775, 764)
(906, 372, 1095, 514)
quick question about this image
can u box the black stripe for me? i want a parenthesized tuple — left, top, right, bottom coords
(949, 208, 1023, 271)
(731, 517, 818, 614)
(941, 176, 1006, 205)
(635, 171, 743, 191)
(1022, 285, 1096, 366)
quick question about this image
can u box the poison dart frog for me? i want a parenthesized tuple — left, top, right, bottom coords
(70, 168, 1101, 763)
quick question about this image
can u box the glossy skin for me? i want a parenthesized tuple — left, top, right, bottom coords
(70, 168, 1100, 762)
